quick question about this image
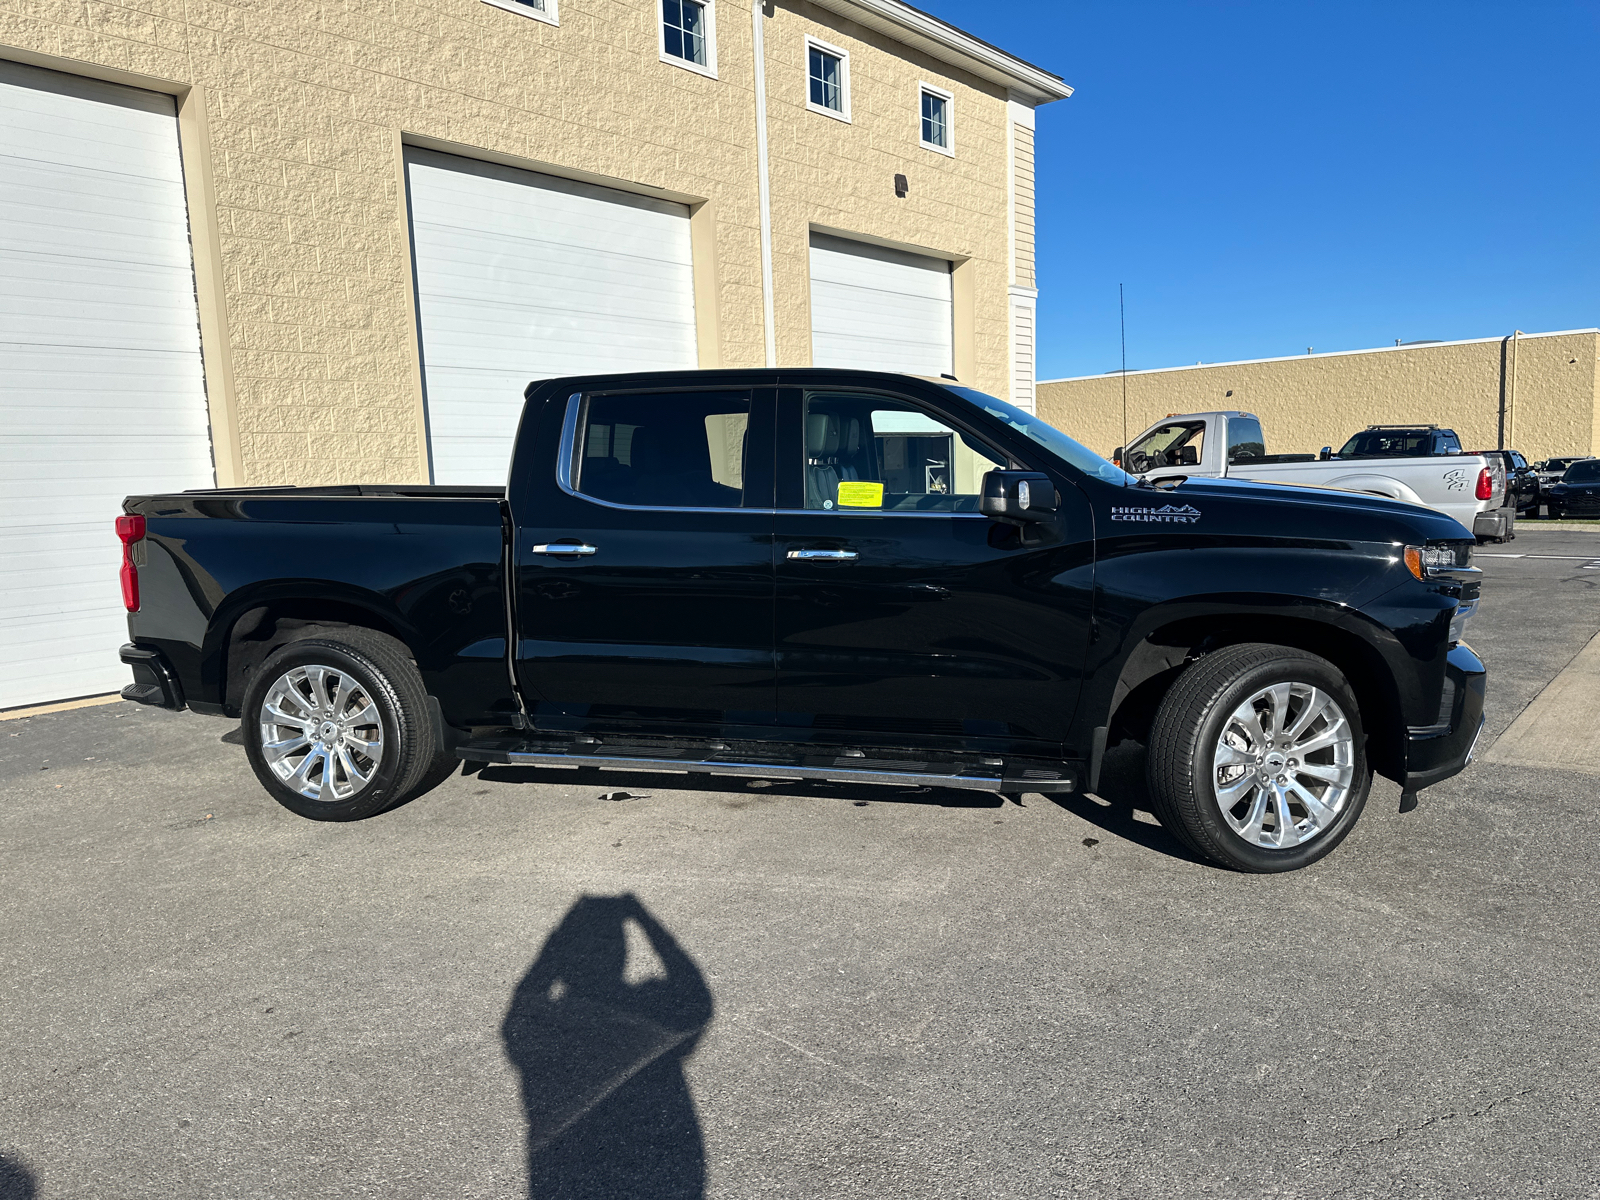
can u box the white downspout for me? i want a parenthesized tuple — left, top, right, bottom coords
(752, 0, 777, 368)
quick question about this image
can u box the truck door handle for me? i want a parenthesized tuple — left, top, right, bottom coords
(531, 543, 597, 556)
(787, 549, 857, 561)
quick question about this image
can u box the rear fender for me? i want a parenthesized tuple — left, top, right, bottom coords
(200, 583, 415, 714)
(1318, 474, 1425, 506)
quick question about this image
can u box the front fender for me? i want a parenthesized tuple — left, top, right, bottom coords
(1083, 593, 1420, 739)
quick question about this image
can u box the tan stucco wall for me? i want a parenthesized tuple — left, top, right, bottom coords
(762, 2, 1012, 395)
(2, 0, 1023, 485)
(1037, 331, 1600, 463)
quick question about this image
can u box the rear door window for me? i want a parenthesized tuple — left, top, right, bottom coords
(575, 391, 752, 509)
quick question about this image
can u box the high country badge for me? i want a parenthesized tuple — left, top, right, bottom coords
(1110, 504, 1202, 524)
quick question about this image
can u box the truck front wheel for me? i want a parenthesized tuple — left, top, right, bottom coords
(1146, 644, 1372, 872)
(242, 631, 449, 821)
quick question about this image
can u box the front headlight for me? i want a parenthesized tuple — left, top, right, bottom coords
(1404, 540, 1475, 580)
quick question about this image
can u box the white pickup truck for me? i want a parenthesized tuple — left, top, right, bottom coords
(1117, 412, 1511, 540)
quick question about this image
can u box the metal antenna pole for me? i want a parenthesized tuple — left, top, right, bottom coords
(1119, 284, 1128, 465)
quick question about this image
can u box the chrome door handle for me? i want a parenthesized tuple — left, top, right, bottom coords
(531, 543, 597, 556)
(787, 549, 858, 561)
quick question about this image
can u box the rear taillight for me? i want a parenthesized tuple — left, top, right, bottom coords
(1475, 468, 1493, 500)
(116, 514, 145, 612)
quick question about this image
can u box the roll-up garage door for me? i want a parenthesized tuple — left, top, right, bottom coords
(404, 148, 699, 484)
(0, 61, 214, 711)
(809, 232, 954, 377)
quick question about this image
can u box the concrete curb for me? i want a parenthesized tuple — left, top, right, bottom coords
(0, 693, 123, 721)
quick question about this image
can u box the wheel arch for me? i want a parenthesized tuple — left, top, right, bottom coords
(203, 587, 415, 718)
(1320, 473, 1423, 505)
(1102, 611, 1407, 785)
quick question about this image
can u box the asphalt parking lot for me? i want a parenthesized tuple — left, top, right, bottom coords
(3, 530, 1599, 1200)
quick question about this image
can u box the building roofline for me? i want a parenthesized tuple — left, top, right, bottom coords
(810, 0, 1073, 103)
(1039, 328, 1600, 386)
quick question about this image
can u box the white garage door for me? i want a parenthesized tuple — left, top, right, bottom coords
(404, 148, 699, 484)
(809, 232, 954, 377)
(0, 61, 214, 711)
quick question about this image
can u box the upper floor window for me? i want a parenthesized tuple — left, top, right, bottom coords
(661, 0, 716, 77)
(919, 84, 952, 154)
(482, 0, 558, 26)
(806, 37, 850, 122)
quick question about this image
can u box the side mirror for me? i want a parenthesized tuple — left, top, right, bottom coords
(1111, 446, 1123, 467)
(1176, 445, 1198, 466)
(980, 470, 1059, 526)
(1319, 446, 1333, 461)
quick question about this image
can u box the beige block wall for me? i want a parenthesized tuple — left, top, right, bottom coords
(1037, 331, 1600, 463)
(763, 1, 1012, 396)
(5, 0, 1019, 485)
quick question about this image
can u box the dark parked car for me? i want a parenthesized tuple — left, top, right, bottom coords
(1545, 457, 1600, 520)
(1534, 456, 1595, 514)
(1533, 455, 1594, 485)
(116, 370, 1486, 874)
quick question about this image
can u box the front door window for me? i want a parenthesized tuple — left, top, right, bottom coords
(802, 392, 1006, 513)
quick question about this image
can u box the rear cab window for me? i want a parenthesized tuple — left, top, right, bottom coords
(1226, 417, 1265, 464)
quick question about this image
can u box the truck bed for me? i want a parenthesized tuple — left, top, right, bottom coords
(122, 485, 514, 725)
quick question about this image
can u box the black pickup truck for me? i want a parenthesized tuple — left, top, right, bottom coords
(118, 370, 1486, 872)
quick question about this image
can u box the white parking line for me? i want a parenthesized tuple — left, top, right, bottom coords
(1478, 553, 1599, 561)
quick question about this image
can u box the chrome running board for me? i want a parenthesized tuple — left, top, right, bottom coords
(454, 739, 1077, 794)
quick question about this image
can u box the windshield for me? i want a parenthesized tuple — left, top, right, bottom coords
(1337, 430, 1440, 458)
(943, 386, 1131, 485)
(1563, 460, 1600, 484)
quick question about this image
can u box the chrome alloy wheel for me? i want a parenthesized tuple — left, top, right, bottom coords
(1212, 683, 1355, 849)
(259, 664, 385, 802)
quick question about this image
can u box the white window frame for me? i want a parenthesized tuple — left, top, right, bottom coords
(918, 82, 954, 156)
(659, 0, 718, 79)
(480, 0, 558, 26)
(805, 35, 851, 123)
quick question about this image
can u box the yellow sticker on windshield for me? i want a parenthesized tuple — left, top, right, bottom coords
(836, 481, 885, 508)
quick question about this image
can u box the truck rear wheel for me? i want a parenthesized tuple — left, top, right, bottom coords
(1146, 644, 1371, 872)
(242, 630, 449, 821)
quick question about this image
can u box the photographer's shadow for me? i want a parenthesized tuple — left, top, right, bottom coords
(502, 894, 713, 1199)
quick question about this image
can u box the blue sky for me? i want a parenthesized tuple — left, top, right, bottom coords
(915, 1, 1600, 380)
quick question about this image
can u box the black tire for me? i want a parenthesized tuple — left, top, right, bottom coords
(1548, 505, 1562, 520)
(242, 629, 450, 821)
(1146, 643, 1372, 873)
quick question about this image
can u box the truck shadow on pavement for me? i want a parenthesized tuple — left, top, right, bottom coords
(1044, 743, 1211, 867)
(475, 763, 1006, 808)
(503, 893, 713, 1200)
(0, 1153, 38, 1200)
(474, 755, 1209, 866)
